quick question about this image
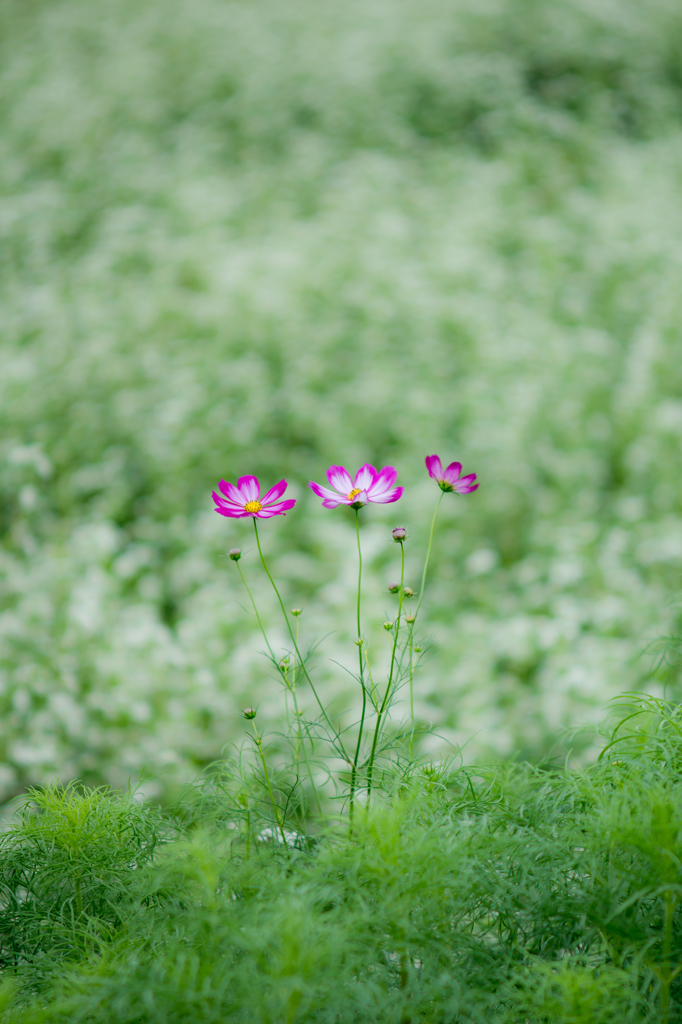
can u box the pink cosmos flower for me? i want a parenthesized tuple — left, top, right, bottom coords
(425, 455, 478, 494)
(212, 476, 296, 518)
(308, 464, 403, 509)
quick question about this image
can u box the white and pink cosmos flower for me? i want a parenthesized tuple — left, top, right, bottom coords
(212, 476, 296, 519)
(308, 464, 403, 509)
(425, 455, 478, 494)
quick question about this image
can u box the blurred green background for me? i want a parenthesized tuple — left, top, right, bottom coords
(2, 0, 682, 800)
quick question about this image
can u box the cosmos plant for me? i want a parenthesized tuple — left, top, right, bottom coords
(425, 455, 478, 494)
(212, 476, 296, 518)
(308, 463, 403, 508)
(213, 454, 477, 819)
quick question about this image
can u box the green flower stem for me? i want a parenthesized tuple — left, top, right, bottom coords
(284, 660, 323, 818)
(282, 669, 292, 733)
(250, 719, 288, 848)
(350, 508, 367, 820)
(362, 644, 378, 709)
(414, 490, 444, 623)
(252, 519, 348, 762)
(407, 622, 415, 723)
(236, 559, 321, 814)
(290, 615, 321, 813)
(297, 713, 323, 818)
(406, 490, 443, 746)
(366, 539, 405, 805)
(235, 560, 279, 665)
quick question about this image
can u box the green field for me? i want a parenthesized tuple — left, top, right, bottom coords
(0, 701, 681, 1022)
(2, 0, 682, 797)
(4, 1, 682, 1018)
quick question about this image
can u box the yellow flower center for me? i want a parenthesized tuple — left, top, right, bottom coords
(244, 500, 262, 513)
(347, 488, 362, 500)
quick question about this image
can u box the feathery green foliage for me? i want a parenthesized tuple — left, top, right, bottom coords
(0, 784, 172, 975)
(0, 697, 681, 1020)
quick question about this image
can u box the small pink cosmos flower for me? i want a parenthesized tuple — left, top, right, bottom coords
(212, 476, 296, 519)
(425, 455, 478, 494)
(308, 464, 403, 509)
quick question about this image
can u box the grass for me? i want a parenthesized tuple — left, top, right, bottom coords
(1, 694, 682, 1020)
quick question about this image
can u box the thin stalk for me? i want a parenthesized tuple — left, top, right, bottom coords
(298, 715, 323, 817)
(236, 559, 321, 813)
(407, 621, 415, 737)
(414, 490, 444, 623)
(362, 644, 378, 708)
(366, 539, 405, 804)
(283, 677, 291, 733)
(406, 490, 443, 752)
(252, 519, 348, 761)
(251, 719, 288, 849)
(236, 560, 279, 666)
(350, 508, 367, 820)
(285, 665, 323, 817)
(294, 614, 300, 678)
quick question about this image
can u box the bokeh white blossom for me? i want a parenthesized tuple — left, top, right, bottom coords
(1, 0, 682, 798)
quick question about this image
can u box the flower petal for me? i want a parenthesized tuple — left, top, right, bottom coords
(425, 455, 443, 481)
(253, 507, 290, 517)
(368, 486, 403, 505)
(261, 479, 288, 506)
(212, 490, 245, 511)
(326, 465, 353, 494)
(367, 466, 398, 497)
(354, 464, 378, 490)
(237, 476, 260, 502)
(214, 505, 249, 518)
(453, 475, 478, 493)
(263, 498, 296, 514)
(443, 462, 462, 486)
(309, 480, 346, 502)
(218, 479, 244, 504)
(321, 498, 341, 509)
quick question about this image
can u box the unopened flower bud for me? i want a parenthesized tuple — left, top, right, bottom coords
(229, 548, 242, 561)
(279, 657, 290, 670)
(354, 637, 365, 646)
(414, 646, 422, 653)
(242, 707, 257, 719)
(291, 608, 302, 616)
(387, 581, 400, 594)
(392, 527, 407, 542)
(403, 586, 414, 598)
(383, 621, 393, 631)
(405, 614, 416, 623)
